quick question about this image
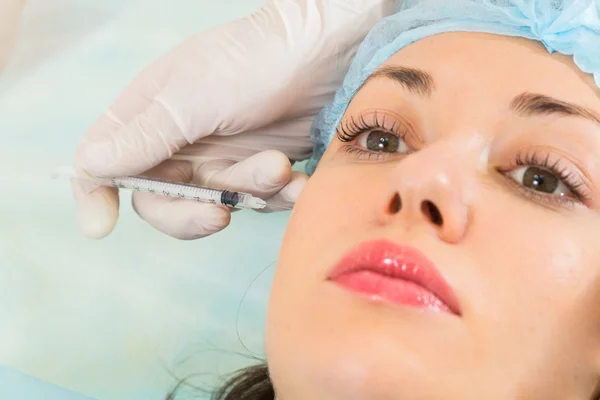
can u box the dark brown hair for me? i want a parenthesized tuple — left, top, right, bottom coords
(168, 261, 277, 399)
(167, 363, 274, 400)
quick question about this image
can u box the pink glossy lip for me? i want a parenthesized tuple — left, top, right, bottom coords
(327, 239, 461, 315)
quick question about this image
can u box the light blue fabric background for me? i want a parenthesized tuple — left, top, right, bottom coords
(0, 365, 93, 399)
(0, 0, 292, 399)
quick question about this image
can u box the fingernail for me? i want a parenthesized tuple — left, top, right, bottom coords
(80, 180, 101, 195)
(254, 169, 281, 189)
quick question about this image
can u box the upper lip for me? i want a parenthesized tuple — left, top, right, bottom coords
(327, 239, 461, 315)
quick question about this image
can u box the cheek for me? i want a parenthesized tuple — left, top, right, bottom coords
(284, 165, 383, 243)
(264, 170, 342, 390)
(486, 214, 586, 311)
(265, 165, 386, 362)
(465, 196, 600, 367)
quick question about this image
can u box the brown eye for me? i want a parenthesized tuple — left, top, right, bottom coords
(523, 167, 558, 193)
(507, 166, 572, 197)
(362, 130, 407, 153)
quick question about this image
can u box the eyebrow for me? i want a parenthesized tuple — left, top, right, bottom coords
(366, 66, 600, 126)
(366, 66, 435, 96)
(509, 92, 600, 126)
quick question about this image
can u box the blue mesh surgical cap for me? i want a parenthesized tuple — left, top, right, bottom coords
(305, 0, 600, 175)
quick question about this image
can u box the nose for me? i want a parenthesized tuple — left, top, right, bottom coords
(379, 141, 473, 243)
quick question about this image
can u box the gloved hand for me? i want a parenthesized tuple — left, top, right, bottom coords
(73, 0, 397, 240)
(0, 0, 27, 72)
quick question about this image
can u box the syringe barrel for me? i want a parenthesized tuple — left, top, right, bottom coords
(52, 165, 268, 210)
(108, 176, 251, 208)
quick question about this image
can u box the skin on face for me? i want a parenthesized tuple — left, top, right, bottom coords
(264, 32, 600, 399)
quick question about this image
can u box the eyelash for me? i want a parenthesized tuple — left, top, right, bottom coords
(508, 151, 588, 207)
(337, 113, 407, 144)
(335, 115, 590, 209)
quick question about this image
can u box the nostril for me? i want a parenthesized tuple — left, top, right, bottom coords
(388, 193, 402, 214)
(421, 200, 443, 226)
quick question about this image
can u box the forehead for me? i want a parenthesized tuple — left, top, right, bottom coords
(373, 32, 600, 110)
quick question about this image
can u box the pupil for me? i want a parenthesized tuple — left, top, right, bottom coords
(366, 130, 399, 153)
(523, 167, 558, 193)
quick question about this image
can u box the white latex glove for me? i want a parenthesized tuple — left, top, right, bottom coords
(73, 0, 398, 240)
(0, 0, 27, 72)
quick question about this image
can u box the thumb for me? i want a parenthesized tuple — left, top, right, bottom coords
(72, 96, 191, 239)
(71, 179, 119, 240)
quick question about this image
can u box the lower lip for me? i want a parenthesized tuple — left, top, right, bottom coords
(332, 270, 451, 313)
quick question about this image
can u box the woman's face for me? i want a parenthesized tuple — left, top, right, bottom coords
(266, 32, 600, 399)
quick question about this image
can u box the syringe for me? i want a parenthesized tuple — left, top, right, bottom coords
(53, 166, 267, 210)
